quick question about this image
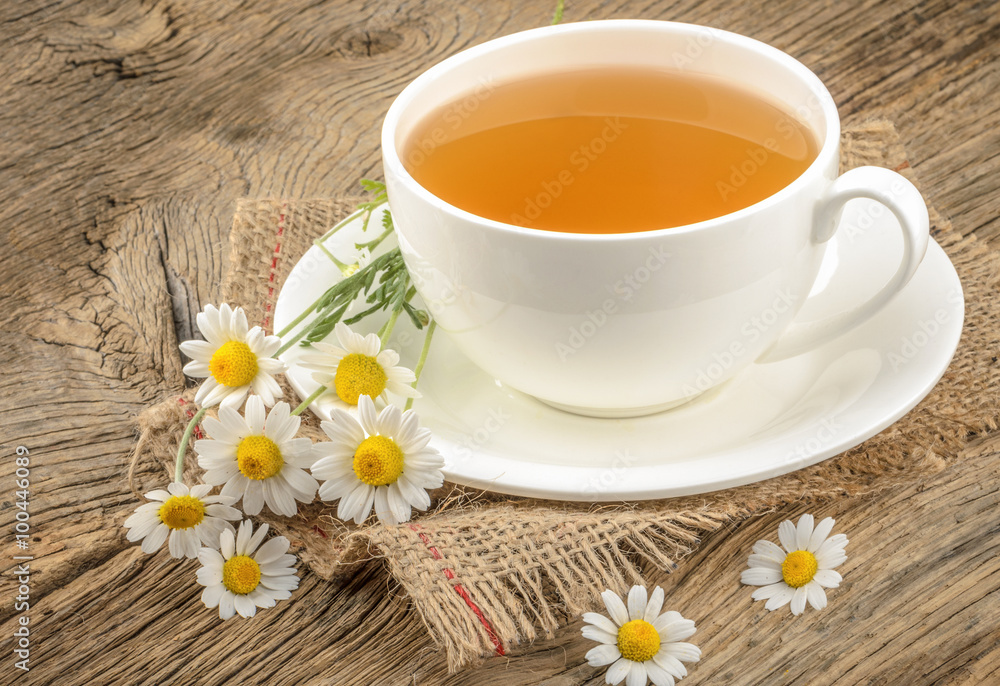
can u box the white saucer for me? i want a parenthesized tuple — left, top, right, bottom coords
(274, 199, 964, 501)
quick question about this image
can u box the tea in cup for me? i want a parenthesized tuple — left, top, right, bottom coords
(381, 20, 929, 417)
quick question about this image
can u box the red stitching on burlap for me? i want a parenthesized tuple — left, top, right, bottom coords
(261, 203, 288, 330)
(176, 397, 204, 439)
(408, 523, 505, 657)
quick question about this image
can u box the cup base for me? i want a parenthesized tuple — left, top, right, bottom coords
(537, 392, 705, 419)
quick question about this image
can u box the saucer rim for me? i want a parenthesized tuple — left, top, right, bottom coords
(274, 207, 965, 502)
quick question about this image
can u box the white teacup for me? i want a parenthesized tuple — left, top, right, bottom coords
(381, 20, 929, 418)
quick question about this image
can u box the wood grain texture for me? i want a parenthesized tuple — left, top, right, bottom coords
(0, 0, 997, 684)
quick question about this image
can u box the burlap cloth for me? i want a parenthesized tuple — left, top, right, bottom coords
(133, 120, 1000, 671)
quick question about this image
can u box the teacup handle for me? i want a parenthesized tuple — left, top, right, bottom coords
(758, 166, 930, 362)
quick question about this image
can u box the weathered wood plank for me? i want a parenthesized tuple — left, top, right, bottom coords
(1, 433, 996, 685)
(1, 0, 998, 683)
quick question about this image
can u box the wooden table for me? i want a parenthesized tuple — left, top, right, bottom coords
(3, 1, 998, 683)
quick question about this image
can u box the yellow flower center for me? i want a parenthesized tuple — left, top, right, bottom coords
(617, 619, 661, 663)
(158, 494, 206, 530)
(236, 435, 284, 480)
(334, 353, 387, 405)
(222, 555, 261, 595)
(782, 550, 819, 588)
(353, 435, 404, 486)
(209, 341, 259, 387)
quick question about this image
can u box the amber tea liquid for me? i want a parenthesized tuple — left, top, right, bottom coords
(403, 67, 818, 234)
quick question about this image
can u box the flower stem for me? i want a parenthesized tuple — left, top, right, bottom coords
(275, 328, 308, 357)
(275, 299, 320, 341)
(551, 0, 565, 24)
(355, 223, 394, 253)
(316, 243, 352, 274)
(378, 307, 401, 346)
(314, 208, 365, 251)
(404, 320, 436, 411)
(175, 407, 208, 483)
(291, 386, 326, 416)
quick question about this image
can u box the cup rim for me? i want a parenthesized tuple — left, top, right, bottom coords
(381, 19, 841, 241)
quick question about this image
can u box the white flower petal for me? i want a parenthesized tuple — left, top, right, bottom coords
(583, 612, 620, 636)
(318, 474, 360, 503)
(338, 482, 374, 524)
(219, 592, 236, 620)
(376, 403, 403, 438)
(652, 611, 681, 633)
(816, 534, 849, 561)
(601, 590, 630, 627)
(201, 584, 225, 608)
(385, 482, 412, 523)
(235, 520, 254, 556)
(374, 486, 397, 526)
(141, 524, 169, 554)
(246, 522, 269, 555)
(625, 661, 646, 686)
(812, 569, 843, 588)
(741, 567, 783, 586)
(357, 395, 379, 435)
(661, 642, 700, 663)
(234, 593, 257, 618)
(242, 479, 265, 515)
(179, 339, 216, 361)
(245, 396, 266, 434)
(254, 537, 290, 565)
(395, 474, 431, 511)
(796, 514, 814, 550)
(644, 586, 665, 623)
(605, 657, 633, 685)
(585, 643, 622, 667)
(778, 519, 798, 552)
(653, 652, 687, 679)
(220, 529, 235, 560)
(808, 517, 836, 552)
(645, 660, 677, 686)
(790, 586, 808, 615)
(627, 585, 648, 621)
(805, 581, 828, 610)
(581, 624, 619, 645)
(659, 619, 696, 643)
(761, 585, 794, 611)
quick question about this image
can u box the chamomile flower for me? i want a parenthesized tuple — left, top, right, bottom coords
(195, 395, 318, 517)
(582, 585, 701, 686)
(312, 394, 443, 525)
(342, 247, 371, 276)
(741, 514, 848, 615)
(178, 303, 286, 409)
(123, 482, 241, 559)
(299, 322, 418, 406)
(196, 520, 298, 620)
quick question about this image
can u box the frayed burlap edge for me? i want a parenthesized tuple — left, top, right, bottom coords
(130, 121, 1000, 670)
